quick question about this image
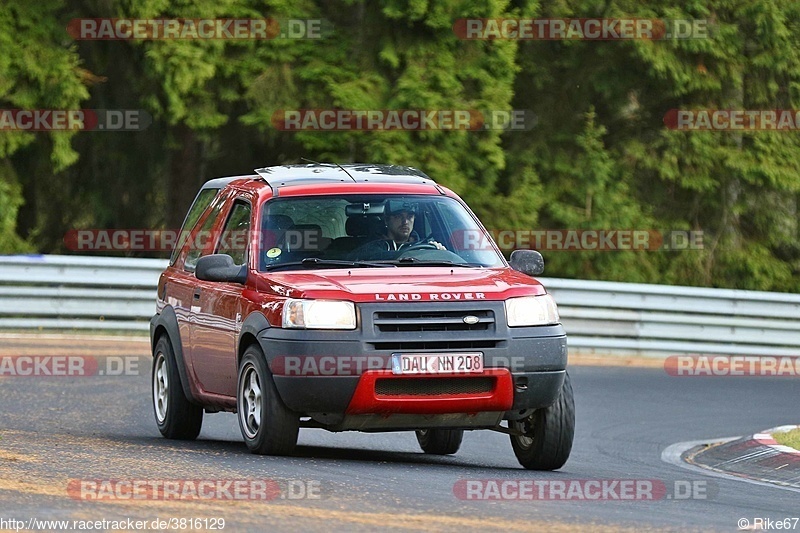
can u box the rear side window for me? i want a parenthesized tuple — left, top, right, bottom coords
(184, 202, 224, 272)
(169, 188, 220, 265)
(217, 201, 251, 267)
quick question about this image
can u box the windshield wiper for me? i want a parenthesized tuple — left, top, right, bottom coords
(263, 258, 396, 271)
(302, 258, 396, 268)
(381, 257, 482, 268)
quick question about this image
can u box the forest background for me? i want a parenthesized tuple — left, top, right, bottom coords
(3, 0, 799, 291)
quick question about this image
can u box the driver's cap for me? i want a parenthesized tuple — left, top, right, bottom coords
(384, 199, 417, 216)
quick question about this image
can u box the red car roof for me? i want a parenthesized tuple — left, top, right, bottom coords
(277, 182, 443, 197)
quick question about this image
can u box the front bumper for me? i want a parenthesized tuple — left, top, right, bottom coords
(261, 300, 567, 420)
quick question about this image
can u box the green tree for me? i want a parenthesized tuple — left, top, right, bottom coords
(627, 0, 800, 290)
(0, 0, 89, 252)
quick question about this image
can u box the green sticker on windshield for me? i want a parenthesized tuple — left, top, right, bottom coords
(266, 247, 282, 258)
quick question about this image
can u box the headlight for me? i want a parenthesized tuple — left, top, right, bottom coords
(505, 295, 559, 327)
(282, 299, 356, 329)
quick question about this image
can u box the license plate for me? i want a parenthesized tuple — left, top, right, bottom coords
(391, 352, 484, 375)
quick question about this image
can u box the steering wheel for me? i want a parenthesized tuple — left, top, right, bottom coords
(402, 236, 445, 251)
(402, 241, 440, 251)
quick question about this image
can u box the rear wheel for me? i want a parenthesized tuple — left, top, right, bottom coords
(415, 429, 464, 455)
(510, 370, 575, 470)
(237, 345, 299, 455)
(152, 336, 203, 440)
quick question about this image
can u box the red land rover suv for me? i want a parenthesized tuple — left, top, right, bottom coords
(150, 163, 573, 470)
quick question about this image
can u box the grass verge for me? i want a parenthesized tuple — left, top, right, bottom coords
(773, 428, 800, 450)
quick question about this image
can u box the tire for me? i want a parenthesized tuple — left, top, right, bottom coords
(415, 429, 464, 455)
(237, 345, 299, 455)
(510, 370, 575, 470)
(152, 335, 203, 440)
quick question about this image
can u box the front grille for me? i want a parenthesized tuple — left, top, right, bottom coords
(370, 340, 499, 351)
(375, 377, 495, 396)
(374, 310, 494, 333)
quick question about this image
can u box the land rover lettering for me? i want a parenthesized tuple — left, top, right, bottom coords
(374, 292, 486, 301)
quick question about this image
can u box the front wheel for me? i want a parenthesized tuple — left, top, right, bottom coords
(510, 371, 575, 470)
(237, 345, 299, 456)
(415, 429, 464, 455)
(152, 336, 203, 440)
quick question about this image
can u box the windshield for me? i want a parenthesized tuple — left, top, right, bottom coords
(258, 195, 504, 271)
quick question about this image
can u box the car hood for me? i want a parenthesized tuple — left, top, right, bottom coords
(252, 267, 546, 302)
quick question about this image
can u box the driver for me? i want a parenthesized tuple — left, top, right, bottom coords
(350, 200, 445, 259)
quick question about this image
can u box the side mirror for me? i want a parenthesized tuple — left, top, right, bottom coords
(195, 254, 248, 284)
(509, 250, 544, 276)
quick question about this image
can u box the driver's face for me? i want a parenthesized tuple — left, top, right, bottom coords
(386, 210, 415, 242)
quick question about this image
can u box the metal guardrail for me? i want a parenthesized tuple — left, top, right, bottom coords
(1, 254, 799, 357)
(543, 278, 800, 357)
(0, 255, 165, 331)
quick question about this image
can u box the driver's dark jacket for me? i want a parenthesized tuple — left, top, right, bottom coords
(348, 231, 421, 260)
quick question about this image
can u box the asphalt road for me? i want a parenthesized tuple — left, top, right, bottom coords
(1, 346, 799, 532)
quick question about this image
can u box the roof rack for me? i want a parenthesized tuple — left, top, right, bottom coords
(253, 163, 438, 195)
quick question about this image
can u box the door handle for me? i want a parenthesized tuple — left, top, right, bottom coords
(193, 289, 202, 300)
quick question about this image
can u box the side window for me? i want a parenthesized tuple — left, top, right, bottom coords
(217, 201, 251, 267)
(170, 188, 219, 265)
(184, 203, 223, 272)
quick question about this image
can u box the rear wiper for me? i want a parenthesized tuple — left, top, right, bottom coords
(382, 258, 482, 267)
(263, 258, 396, 271)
